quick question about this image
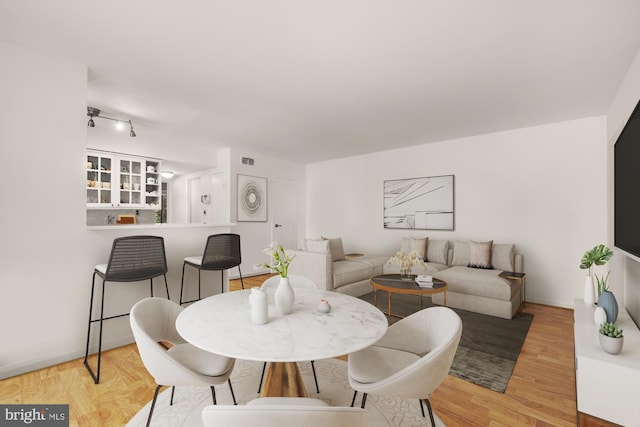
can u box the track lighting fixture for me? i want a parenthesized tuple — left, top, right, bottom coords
(87, 107, 137, 137)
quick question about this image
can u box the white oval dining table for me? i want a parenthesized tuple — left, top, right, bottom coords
(175, 287, 388, 396)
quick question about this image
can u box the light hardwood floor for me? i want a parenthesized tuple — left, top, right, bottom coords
(0, 275, 615, 426)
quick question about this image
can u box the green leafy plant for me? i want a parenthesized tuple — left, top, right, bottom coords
(595, 271, 611, 297)
(580, 244, 613, 297)
(579, 244, 613, 275)
(599, 322, 623, 338)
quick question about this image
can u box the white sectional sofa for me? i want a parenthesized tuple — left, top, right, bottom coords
(286, 237, 524, 319)
(286, 238, 389, 297)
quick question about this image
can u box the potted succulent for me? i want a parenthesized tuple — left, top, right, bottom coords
(599, 322, 624, 355)
(579, 244, 613, 305)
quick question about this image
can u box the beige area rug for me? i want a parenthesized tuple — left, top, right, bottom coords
(126, 358, 445, 427)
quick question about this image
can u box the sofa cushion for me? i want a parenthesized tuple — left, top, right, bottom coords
(400, 237, 428, 259)
(491, 243, 515, 272)
(451, 240, 470, 266)
(468, 240, 493, 269)
(332, 260, 375, 289)
(354, 256, 390, 277)
(426, 239, 448, 264)
(435, 266, 515, 301)
(305, 238, 330, 253)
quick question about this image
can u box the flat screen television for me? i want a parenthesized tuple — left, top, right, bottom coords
(615, 99, 640, 258)
(615, 97, 640, 331)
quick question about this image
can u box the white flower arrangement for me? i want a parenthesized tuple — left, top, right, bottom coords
(253, 242, 295, 278)
(387, 250, 427, 275)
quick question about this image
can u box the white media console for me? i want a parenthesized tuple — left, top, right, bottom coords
(574, 298, 640, 425)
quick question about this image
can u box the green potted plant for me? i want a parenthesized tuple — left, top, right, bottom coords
(579, 244, 613, 305)
(599, 322, 623, 355)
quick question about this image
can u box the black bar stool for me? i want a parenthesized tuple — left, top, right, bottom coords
(179, 233, 244, 305)
(83, 235, 170, 384)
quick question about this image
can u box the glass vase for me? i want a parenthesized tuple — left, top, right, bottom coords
(400, 266, 413, 281)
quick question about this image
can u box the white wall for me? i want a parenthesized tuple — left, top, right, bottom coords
(229, 149, 306, 279)
(607, 46, 640, 306)
(0, 42, 90, 376)
(0, 43, 300, 379)
(306, 117, 608, 308)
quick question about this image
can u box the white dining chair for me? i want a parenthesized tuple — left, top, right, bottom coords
(202, 397, 368, 427)
(258, 274, 321, 393)
(130, 297, 237, 427)
(348, 306, 462, 427)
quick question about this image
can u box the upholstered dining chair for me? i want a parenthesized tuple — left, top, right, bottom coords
(130, 297, 237, 427)
(179, 233, 244, 305)
(348, 306, 462, 427)
(258, 274, 320, 394)
(202, 397, 368, 427)
(84, 235, 170, 384)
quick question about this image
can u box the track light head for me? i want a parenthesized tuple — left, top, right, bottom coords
(88, 117, 95, 127)
(129, 120, 136, 137)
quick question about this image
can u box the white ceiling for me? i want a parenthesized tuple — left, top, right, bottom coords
(2, 1, 640, 163)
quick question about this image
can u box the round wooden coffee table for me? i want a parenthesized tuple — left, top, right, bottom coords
(370, 274, 447, 320)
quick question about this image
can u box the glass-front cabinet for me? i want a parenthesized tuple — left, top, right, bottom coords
(86, 153, 113, 205)
(86, 150, 161, 209)
(144, 161, 161, 209)
(118, 157, 143, 206)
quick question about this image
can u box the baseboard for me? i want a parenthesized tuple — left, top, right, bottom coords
(0, 336, 135, 380)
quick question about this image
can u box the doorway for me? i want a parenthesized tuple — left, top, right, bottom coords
(271, 178, 297, 250)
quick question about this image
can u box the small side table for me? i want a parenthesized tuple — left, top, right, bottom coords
(499, 271, 526, 311)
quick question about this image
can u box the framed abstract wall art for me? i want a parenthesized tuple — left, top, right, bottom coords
(237, 174, 267, 222)
(383, 175, 454, 230)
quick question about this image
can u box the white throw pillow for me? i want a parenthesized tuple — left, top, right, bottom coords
(305, 238, 330, 253)
(451, 240, 471, 266)
(321, 236, 345, 261)
(491, 243, 515, 272)
(468, 240, 493, 269)
(426, 239, 449, 265)
(400, 237, 428, 259)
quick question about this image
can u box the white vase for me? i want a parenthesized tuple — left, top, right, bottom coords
(275, 276, 295, 315)
(249, 287, 268, 324)
(594, 306, 607, 326)
(583, 275, 595, 305)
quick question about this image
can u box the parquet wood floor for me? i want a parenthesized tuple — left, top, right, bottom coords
(0, 274, 616, 426)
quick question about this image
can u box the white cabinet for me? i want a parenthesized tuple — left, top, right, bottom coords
(86, 151, 161, 209)
(574, 298, 640, 425)
(86, 153, 114, 206)
(144, 161, 161, 209)
(117, 156, 143, 207)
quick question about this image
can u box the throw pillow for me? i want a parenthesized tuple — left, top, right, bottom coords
(326, 237, 346, 262)
(400, 237, 428, 259)
(451, 240, 471, 266)
(426, 239, 449, 265)
(305, 238, 330, 253)
(468, 240, 493, 269)
(320, 236, 346, 261)
(492, 243, 515, 272)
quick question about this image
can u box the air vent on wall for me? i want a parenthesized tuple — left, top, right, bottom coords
(241, 157, 255, 166)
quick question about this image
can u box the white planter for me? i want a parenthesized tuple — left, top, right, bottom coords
(274, 277, 295, 315)
(593, 306, 607, 326)
(599, 333, 624, 355)
(249, 288, 268, 324)
(583, 275, 595, 305)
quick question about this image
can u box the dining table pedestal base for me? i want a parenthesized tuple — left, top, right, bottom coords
(260, 362, 308, 397)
